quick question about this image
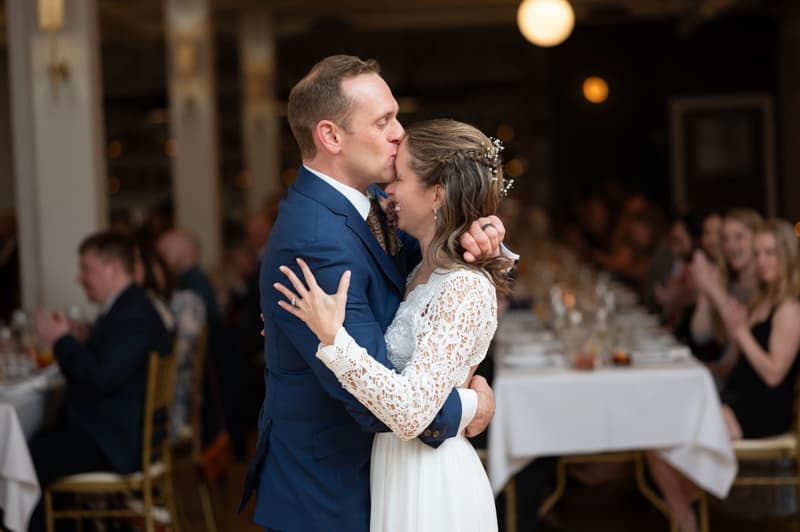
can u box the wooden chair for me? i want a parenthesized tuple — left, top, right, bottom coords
(730, 376, 800, 513)
(44, 352, 180, 532)
(171, 325, 218, 532)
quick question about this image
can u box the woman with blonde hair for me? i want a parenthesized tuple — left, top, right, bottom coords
(689, 207, 763, 365)
(648, 218, 800, 532)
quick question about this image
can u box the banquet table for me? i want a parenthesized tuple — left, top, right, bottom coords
(0, 365, 62, 531)
(0, 403, 40, 532)
(0, 364, 63, 439)
(487, 312, 738, 502)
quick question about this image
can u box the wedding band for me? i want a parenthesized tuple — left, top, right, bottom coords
(481, 223, 495, 231)
(291, 296, 297, 307)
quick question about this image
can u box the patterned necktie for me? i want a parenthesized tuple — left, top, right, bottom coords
(367, 198, 388, 253)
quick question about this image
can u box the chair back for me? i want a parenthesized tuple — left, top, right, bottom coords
(189, 325, 208, 459)
(142, 351, 178, 473)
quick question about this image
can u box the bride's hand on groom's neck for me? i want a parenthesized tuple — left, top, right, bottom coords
(460, 215, 505, 263)
(465, 375, 495, 438)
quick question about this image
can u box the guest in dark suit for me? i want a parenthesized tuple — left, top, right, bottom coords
(28, 231, 172, 532)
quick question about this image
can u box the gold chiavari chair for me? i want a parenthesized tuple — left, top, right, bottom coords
(44, 351, 180, 532)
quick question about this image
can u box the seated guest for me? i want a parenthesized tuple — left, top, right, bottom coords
(650, 211, 703, 327)
(699, 210, 723, 263)
(134, 242, 206, 440)
(647, 218, 800, 532)
(156, 228, 249, 458)
(29, 231, 172, 532)
(156, 228, 219, 321)
(689, 208, 762, 366)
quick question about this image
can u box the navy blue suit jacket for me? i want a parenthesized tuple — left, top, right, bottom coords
(54, 283, 172, 474)
(242, 166, 464, 531)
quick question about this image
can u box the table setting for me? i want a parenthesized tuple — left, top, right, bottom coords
(488, 251, 737, 502)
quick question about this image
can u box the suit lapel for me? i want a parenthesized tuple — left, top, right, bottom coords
(292, 167, 405, 294)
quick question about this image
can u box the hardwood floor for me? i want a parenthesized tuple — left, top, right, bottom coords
(172, 435, 800, 532)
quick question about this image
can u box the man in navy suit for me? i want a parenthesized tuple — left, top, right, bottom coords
(242, 55, 505, 532)
(29, 231, 172, 532)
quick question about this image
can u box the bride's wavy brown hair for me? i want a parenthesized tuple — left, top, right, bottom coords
(403, 119, 513, 296)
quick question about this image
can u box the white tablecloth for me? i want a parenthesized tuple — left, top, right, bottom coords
(0, 403, 40, 532)
(0, 365, 63, 439)
(488, 359, 737, 499)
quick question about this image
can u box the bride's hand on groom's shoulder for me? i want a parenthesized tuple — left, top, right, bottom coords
(273, 257, 351, 346)
(460, 215, 506, 263)
(465, 375, 495, 438)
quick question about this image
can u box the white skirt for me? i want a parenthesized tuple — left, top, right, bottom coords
(369, 431, 498, 532)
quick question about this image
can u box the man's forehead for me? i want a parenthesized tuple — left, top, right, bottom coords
(80, 250, 110, 265)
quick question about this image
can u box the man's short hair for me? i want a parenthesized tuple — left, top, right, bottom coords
(287, 55, 380, 159)
(79, 231, 135, 275)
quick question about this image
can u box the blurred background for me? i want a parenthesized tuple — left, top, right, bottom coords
(0, 0, 797, 313)
(0, 1, 799, 530)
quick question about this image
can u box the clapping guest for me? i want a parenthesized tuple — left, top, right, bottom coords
(699, 211, 723, 262)
(650, 211, 703, 325)
(28, 231, 171, 532)
(718, 219, 800, 439)
(689, 208, 762, 365)
(647, 219, 800, 532)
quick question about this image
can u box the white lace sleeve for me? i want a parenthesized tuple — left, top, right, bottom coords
(316, 271, 497, 440)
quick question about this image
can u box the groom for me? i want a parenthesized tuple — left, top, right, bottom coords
(241, 55, 505, 532)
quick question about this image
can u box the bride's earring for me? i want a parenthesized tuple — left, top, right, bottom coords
(433, 207, 438, 222)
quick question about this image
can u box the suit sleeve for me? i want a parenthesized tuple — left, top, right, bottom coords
(265, 239, 463, 446)
(54, 307, 154, 395)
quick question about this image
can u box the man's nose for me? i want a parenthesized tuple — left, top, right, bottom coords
(390, 120, 404, 142)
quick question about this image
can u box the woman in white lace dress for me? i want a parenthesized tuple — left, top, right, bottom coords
(274, 119, 513, 532)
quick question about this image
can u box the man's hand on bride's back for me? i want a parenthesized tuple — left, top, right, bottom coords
(465, 375, 495, 438)
(460, 215, 506, 263)
(274, 258, 351, 346)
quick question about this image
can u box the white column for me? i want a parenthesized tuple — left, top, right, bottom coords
(6, 0, 107, 310)
(240, 11, 281, 213)
(165, 0, 222, 270)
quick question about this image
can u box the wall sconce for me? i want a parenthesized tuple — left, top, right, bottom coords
(38, 0, 70, 82)
(175, 40, 198, 79)
(172, 36, 203, 109)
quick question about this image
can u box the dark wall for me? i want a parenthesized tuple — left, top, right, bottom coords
(550, 15, 779, 212)
(277, 25, 555, 204)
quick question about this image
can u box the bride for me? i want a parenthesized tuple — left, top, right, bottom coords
(274, 119, 512, 532)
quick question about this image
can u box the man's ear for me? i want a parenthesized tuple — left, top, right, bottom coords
(315, 120, 342, 155)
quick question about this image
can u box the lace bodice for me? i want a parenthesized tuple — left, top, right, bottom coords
(316, 268, 497, 440)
